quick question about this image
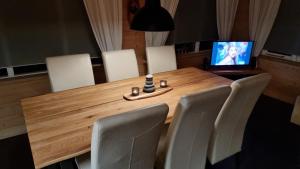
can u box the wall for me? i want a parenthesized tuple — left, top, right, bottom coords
(258, 56, 300, 104)
(0, 75, 50, 139)
(231, 0, 249, 40)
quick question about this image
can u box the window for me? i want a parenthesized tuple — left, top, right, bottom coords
(174, 41, 213, 54)
(264, 0, 300, 56)
(0, 0, 100, 68)
(167, 0, 218, 45)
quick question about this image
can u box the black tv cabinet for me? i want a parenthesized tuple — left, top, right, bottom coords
(207, 68, 263, 80)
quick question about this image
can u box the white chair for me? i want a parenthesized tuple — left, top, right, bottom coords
(291, 96, 300, 125)
(102, 49, 139, 82)
(156, 86, 231, 169)
(146, 45, 177, 74)
(207, 73, 272, 165)
(75, 103, 169, 169)
(46, 54, 95, 92)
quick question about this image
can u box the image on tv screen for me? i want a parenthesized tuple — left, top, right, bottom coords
(211, 41, 253, 66)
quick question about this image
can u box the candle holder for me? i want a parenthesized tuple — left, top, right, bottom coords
(131, 87, 140, 96)
(160, 80, 168, 88)
(143, 74, 155, 93)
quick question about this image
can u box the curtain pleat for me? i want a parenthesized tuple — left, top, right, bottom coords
(249, 0, 281, 56)
(216, 0, 239, 40)
(83, 0, 122, 51)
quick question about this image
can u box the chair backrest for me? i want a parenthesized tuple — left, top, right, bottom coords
(91, 103, 169, 169)
(46, 54, 95, 92)
(102, 49, 139, 82)
(162, 86, 231, 169)
(208, 73, 272, 164)
(146, 45, 177, 74)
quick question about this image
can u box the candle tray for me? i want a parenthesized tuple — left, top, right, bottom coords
(123, 86, 173, 101)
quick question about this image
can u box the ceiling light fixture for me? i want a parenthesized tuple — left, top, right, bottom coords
(130, 0, 175, 32)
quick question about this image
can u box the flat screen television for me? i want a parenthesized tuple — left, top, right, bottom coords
(210, 41, 254, 69)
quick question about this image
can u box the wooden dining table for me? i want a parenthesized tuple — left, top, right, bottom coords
(21, 67, 232, 169)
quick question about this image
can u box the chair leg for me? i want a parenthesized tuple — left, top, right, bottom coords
(205, 158, 212, 169)
(59, 158, 77, 169)
(44, 163, 60, 169)
(235, 152, 241, 169)
(296, 129, 300, 168)
(208, 153, 241, 169)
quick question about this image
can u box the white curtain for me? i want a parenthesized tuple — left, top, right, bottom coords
(145, 0, 180, 47)
(83, 0, 122, 51)
(216, 0, 239, 40)
(249, 0, 281, 56)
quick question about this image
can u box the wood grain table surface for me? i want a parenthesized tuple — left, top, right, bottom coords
(21, 67, 232, 169)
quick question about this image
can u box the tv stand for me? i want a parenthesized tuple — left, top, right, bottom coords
(208, 68, 263, 80)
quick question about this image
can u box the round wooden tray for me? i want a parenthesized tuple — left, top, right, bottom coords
(123, 86, 173, 101)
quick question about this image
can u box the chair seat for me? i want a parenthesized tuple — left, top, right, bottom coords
(75, 153, 91, 169)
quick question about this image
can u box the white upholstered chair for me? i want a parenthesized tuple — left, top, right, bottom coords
(207, 73, 272, 165)
(75, 103, 169, 169)
(146, 45, 177, 74)
(291, 96, 300, 125)
(46, 54, 95, 92)
(102, 49, 139, 82)
(156, 86, 231, 169)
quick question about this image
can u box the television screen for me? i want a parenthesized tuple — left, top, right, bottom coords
(211, 41, 253, 66)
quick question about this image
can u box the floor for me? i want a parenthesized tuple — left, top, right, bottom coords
(0, 95, 299, 169)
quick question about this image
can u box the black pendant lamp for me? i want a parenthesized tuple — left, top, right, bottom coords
(130, 0, 175, 32)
